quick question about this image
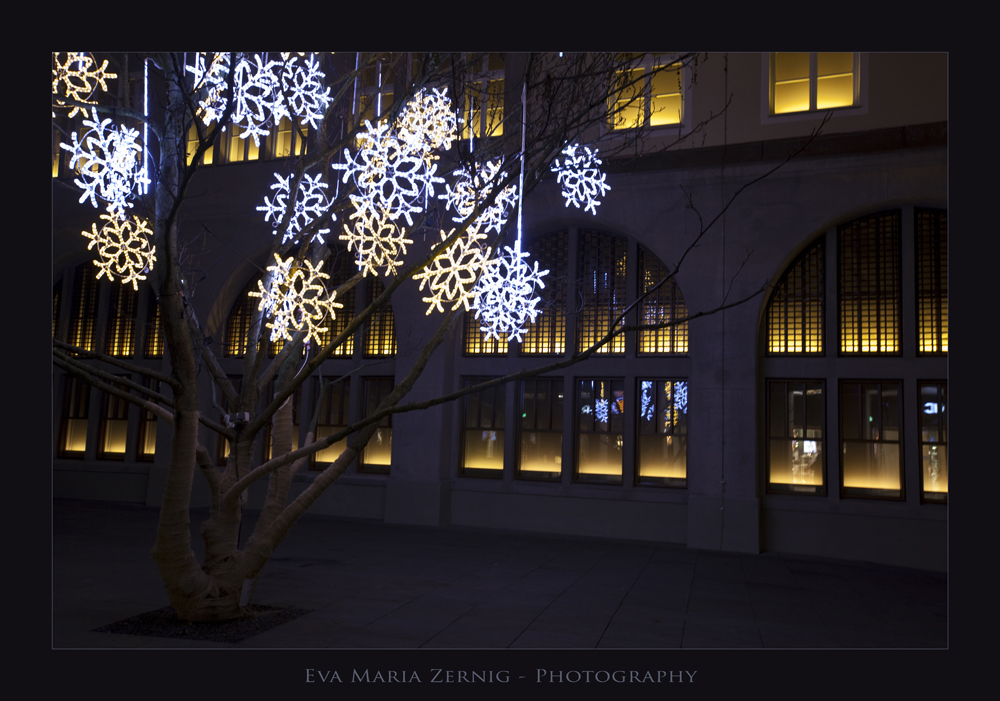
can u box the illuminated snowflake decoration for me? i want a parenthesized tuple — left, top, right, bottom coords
(53, 52, 116, 117)
(256, 172, 332, 245)
(248, 255, 344, 345)
(187, 53, 282, 146)
(280, 54, 331, 130)
(472, 245, 549, 342)
(674, 381, 688, 414)
(414, 229, 495, 315)
(550, 143, 611, 215)
(439, 160, 518, 234)
(60, 111, 148, 214)
(186, 52, 231, 125)
(339, 198, 414, 277)
(396, 87, 459, 156)
(81, 213, 156, 290)
(595, 398, 609, 424)
(641, 380, 655, 421)
(332, 119, 444, 225)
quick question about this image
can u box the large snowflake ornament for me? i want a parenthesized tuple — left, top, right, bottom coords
(396, 87, 459, 156)
(248, 255, 344, 345)
(256, 172, 333, 244)
(81, 213, 156, 290)
(339, 198, 414, 277)
(550, 143, 611, 215)
(414, 229, 496, 315)
(280, 54, 331, 130)
(53, 53, 117, 117)
(472, 245, 549, 342)
(231, 53, 282, 146)
(60, 111, 148, 214)
(186, 52, 231, 125)
(439, 160, 518, 234)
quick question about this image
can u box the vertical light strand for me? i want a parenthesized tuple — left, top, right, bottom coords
(142, 57, 149, 194)
(516, 73, 526, 256)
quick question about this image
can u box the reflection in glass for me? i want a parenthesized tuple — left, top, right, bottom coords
(767, 380, 824, 493)
(637, 379, 687, 484)
(919, 381, 948, 502)
(840, 381, 903, 498)
(577, 378, 624, 481)
(519, 378, 563, 478)
(462, 378, 504, 473)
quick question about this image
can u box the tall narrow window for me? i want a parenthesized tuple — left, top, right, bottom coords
(918, 381, 947, 503)
(766, 380, 825, 494)
(916, 209, 948, 355)
(136, 377, 159, 461)
(186, 122, 214, 165)
(576, 378, 625, 483)
(59, 375, 90, 457)
(216, 376, 242, 465)
(461, 377, 505, 476)
(577, 231, 627, 354)
(273, 116, 308, 158)
(637, 379, 688, 486)
(143, 292, 164, 358)
(839, 211, 901, 354)
(520, 232, 567, 356)
(364, 278, 396, 357)
(68, 265, 99, 353)
(840, 380, 903, 499)
(314, 254, 355, 356)
(105, 283, 137, 357)
(637, 247, 688, 354)
(518, 378, 563, 480)
(312, 377, 350, 469)
(224, 283, 255, 357)
(609, 54, 684, 129)
(771, 53, 858, 115)
(225, 123, 261, 163)
(360, 378, 393, 473)
(462, 53, 504, 140)
(97, 378, 129, 460)
(356, 55, 394, 128)
(767, 239, 824, 354)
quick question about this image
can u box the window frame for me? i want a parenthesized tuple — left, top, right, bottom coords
(607, 53, 690, 133)
(516, 377, 564, 482)
(635, 378, 688, 488)
(460, 53, 505, 143)
(765, 379, 826, 496)
(838, 379, 905, 501)
(762, 52, 868, 123)
(359, 377, 394, 474)
(58, 375, 91, 458)
(915, 208, 948, 356)
(766, 238, 825, 356)
(136, 376, 159, 462)
(575, 377, 625, 485)
(636, 246, 689, 356)
(96, 376, 130, 461)
(459, 376, 506, 478)
(310, 376, 351, 471)
(917, 379, 947, 504)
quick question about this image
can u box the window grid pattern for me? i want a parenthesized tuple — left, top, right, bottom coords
(577, 231, 627, 354)
(68, 265, 99, 353)
(143, 292, 164, 358)
(360, 377, 394, 473)
(767, 240, 824, 354)
(636, 379, 688, 486)
(576, 378, 625, 482)
(314, 255, 355, 356)
(916, 209, 948, 355)
(364, 278, 396, 357)
(311, 378, 350, 469)
(766, 380, 825, 494)
(461, 377, 505, 475)
(918, 381, 947, 503)
(98, 378, 129, 460)
(224, 284, 254, 357)
(105, 283, 138, 357)
(839, 211, 901, 354)
(520, 232, 568, 356)
(59, 375, 90, 457)
(462, 54, 504, 139)
(839, 380, 903, 499)
(637, 247, 688, 355)
(518, 378, 564, 479)
(463, 312, 508, 355)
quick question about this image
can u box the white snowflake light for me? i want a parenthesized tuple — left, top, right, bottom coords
(439, 160, 518, 234)
(187, 53, 285, 146)
(248, 254, 344, 346)
(674, 381, 688, 414)
(53, 53, 117, 117)
(256, 172, 332, 244)
(396, 87, 459, 156)
(473, 244, 549, 342)
(595, 398, 609, 424)
(414, 229, 495, 315)
(640, 380, 655, 421)
(60, 111, 148, 214)
(280, 54, 331, 130)
(550, 143, 611, 215)
(339, 198, 414, 277)
(81, 213, 156, 290)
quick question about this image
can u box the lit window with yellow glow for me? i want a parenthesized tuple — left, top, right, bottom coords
(137, 377, 159, 461)
(576, 378, 624, 483)
(771, 52, 857, 115)
(518, 378, 563, 480)
(226, 123, 261, 163)
(578, 231, 626, 354)
(462, 54, 504, 140)
(767, 239, 824, 354)
(312, 254, 355, 356)
(143, 292, 164, 358)
(105, 283, 137, 357)
(767, 380, 824, 494)
(461, 377, 505, 476)
(273, 116, 308, 159)
(840, 380, 903, 499)
(918, 381, 947, 503)
(69, 264, 99, 354)
(916, 209, 947, 355)
(637, 379, 687, 487)
(97, 379, 129, 460)
(520, 232, 567, 356)
(186, 122, 214, 165)
(463, 310, 507, 355)
(638, 247, 688, 355)
(364, 278, 396, 357)
(59, 375, 90, 457)
(609, 55, 683, 130)
(312, 378, 349, 470)
(216, 376, 241, 465)
(839, 211, 901, 355)
(360, 378, 393, 473)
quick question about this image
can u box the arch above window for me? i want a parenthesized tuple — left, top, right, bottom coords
(766, 238, 824, 355)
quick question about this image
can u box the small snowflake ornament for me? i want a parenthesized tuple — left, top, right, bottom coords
(674, 381, 688, 414)
(60, 110, 148, 214)
(472, 245, 549, 342)
(280, 54, 331, 130)
(81, 213, 156, 290)
(53, 52, 117, 117)
(248, 254, 344, 346)
(256, 172, 332, 244)
(439, 160, 518, 235)
(396, 87, 459, 156)
(550, 143, 611, 215)
(413, 229, 496, 315)
(339, 198, 414, 277)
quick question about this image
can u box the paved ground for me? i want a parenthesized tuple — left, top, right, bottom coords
(53, 499, 947, 649)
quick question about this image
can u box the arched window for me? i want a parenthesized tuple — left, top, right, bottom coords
(838, 210, 901, 355)
(520, 231, 568, 356)
(637, 246, 688, 355)
(68, 264, 99, 353)
(105, 283, 137, 357)
(766, 239, 824, 355)
(577, 230, 627, 354)
(915, 208, 947, 355)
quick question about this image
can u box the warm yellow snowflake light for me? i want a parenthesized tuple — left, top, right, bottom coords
(53, 53, 117, 118)
(339, 198, 414, 277)
(413, 228, 495, 315)
(81, 213, 156, 290)
(249, 254, 344, 346)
